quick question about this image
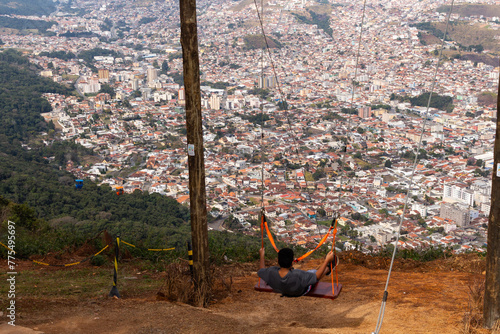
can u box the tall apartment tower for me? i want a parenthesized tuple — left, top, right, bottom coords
(440, 202, 470, 227)
(98, 69, 110, 82)
(358, 106, 372, 118)
(147, 67, 158, 83)
(209, 94, 221, 110)
(178, 87, 185, 105)
(258, 76, 276, 89)
(443, 182, 474, 206)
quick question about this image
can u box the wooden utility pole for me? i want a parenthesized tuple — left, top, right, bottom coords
(484, 75, 500, 328)
(179, 0, 210, 307)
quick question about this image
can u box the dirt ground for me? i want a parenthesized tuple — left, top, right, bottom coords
(0, 252, 491, 334)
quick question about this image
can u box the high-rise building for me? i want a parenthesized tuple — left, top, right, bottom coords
(443, 182, 474, 206)
(258, 75, 276, 89)
(440, 202, 470, 227)
(209, 94, 221, 110)
(147, 67, 158, 83)
(131, 79, 139, 90)
(178, 87, 185, 102)
(358, 106, 372, 118)
(98, 69, 110, 81)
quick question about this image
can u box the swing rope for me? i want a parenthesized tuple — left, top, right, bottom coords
(260, 211, 340, 297)
(372, 1, 455, 333)
(337, 0, 368, 210)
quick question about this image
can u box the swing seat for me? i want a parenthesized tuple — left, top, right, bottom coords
(254, 280, 342, 299)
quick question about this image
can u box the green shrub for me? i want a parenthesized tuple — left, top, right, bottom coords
(90, 255, 106, 266)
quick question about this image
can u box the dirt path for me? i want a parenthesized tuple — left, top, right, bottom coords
(3, 255, 488, 334)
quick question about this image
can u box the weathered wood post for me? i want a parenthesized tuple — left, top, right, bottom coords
(180, 0, 210, 307)
(484, 75, 500, 328)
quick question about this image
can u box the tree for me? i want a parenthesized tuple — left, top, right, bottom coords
(161, 60, 169, 74)
(379, 208, 389, 217)
(385, 159, 392, 168)
(312, 168, 326, 180)
(98, 84, 115, 98)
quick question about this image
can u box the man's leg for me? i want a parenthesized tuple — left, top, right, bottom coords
(316, 255, 338, 279)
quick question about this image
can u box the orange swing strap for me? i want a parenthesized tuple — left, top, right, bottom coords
(261, 213, 336, 263)
(261, 212, 279, 253)
(294, 225, 334, 263)
(259, 213, 341, 299)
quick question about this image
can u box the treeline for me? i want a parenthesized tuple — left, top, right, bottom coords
(78, 47, 123, 63)
(390, 92, 454, 112)
(243, 34, 282, 50)
(39, 50, 76, 61)
(0, 188, 281, 263)
(0, 192, 191, 259)
(411, 22, 451, 41)
(292, 9, 333, 37)
(234, 111, 270, 126)
(78, 48, 124, 72)
(0, 16, 55, 34)
(138, 17, 157, 25)
(60, 31, 98, 38)
(0, 0, 56, 16)
(202, 81, 230, 90)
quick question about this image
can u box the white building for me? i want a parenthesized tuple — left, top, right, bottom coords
(443, 182, 474, 206)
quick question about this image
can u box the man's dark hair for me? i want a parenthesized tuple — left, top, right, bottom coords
(278, 248, 294, 268)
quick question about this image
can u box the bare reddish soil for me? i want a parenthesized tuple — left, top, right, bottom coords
(1, 252, 493, 334)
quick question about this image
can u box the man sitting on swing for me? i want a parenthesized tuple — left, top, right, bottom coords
(258, 247, 335, 297)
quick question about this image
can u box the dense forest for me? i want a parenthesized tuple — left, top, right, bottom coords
(0, 49, 74, 143)
(0, 0, 56, 16)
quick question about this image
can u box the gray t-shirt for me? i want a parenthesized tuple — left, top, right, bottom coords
(257, 266, 317, 297)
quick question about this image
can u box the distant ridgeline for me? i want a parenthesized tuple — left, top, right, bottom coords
(0, 49, 191, 254)
(0, 0, 56, 16)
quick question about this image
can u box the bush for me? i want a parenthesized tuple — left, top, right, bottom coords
(91, 254, 106, 266)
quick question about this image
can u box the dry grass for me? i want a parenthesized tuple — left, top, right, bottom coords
(435, 22, 500, 52)
(438, 4, 500, 18)
(156, 262, 234, 307)
(462, 278, 485, 333)
(460, 278, 500, 334)
(156, 262, 194, 303)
